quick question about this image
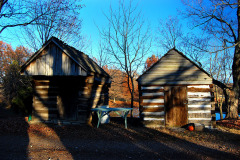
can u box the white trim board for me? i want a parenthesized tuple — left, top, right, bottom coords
(141, 86, 164, 90)
(143, 118, 164, 121)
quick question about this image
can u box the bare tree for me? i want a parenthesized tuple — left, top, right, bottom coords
(182, 0, 239, 119)
(1, 0, 71, 34)
(0, 0, 41, 34)
(157, 14, 234, 119)
(100, 0, 151, 115)
(181, 33, 209, 67)
(94, 40, 111, 68)
(157, 16, 183, 50)
(208, 46, 233, 119)
(21, 0, 83, 51)
(208, 47, 233, 84)
(108, 68, 125, 102)
(0, 0, 84, 51)
(157, 16, 209, 68)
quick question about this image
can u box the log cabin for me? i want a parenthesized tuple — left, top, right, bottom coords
(21, 37, 111, 125)
(137, 48, 216, 128)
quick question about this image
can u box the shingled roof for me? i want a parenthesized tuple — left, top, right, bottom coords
(21, 37, 109, 77)
(137, 48, 212, 85)
(138, 48, 212, 80)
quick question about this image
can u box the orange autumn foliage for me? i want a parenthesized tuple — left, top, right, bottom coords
(0, 41, 32, 79)
(144, 54, 159, 71)
(100, 64, 139, 102)
(122, 74, 139, 101)
(91, 59, 139, 102)
(102, 65, 110, 74)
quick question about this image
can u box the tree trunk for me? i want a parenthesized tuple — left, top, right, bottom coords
(213, 79, 239, 119)
(225, 89, 239, 119)
(130, 90, 134, 118)
(215, 85, 224, 119)
(126, 73, 135, 118)
(219, 103, 223, 120)
(225, 1, 240, 119)
(130, 76, 134, 118)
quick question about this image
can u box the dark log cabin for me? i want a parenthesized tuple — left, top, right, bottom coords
(21, 37, 111, 125)
(137, 49, 215, 128)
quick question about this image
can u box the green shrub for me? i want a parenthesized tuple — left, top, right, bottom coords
(11, 87, 32, 116)
(2, 61, 33, 116)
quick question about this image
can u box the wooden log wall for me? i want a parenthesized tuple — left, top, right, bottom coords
(32, 80, 58, 122)
(139, 84, 215, 128)
(31, 76, 110, 125)
(187, 85, 215, 128)
(86, 79, 110, 125)
(140, 86, 165, 127)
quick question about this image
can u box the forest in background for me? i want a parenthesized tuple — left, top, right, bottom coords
(0, 0, 239, 119)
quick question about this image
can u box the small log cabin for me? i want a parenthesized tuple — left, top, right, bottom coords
(21, 37, 111, 125)
(137, 48, 215, 128)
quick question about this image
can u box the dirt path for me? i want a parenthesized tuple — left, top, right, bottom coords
(0, 117, 240, 160)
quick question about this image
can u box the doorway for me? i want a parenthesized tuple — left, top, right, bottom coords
(165, 86, 188, 127)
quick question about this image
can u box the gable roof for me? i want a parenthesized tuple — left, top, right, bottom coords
(137, 48, 212, 83)
(21, 37, 109, 77)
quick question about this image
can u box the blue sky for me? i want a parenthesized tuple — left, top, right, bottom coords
(0, 0, 234, 82)
(1, 0, 187, 57)
(79, 0, 186, 55)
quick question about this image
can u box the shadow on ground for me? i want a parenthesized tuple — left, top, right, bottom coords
(30, 117, 240, 159)
(0, 117, 29, 160)
(0, 102, 29, 160)
(0, 108, 240, 160)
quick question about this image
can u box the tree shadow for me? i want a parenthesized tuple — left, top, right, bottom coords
(19, 41, 231, 159)
(0, 86, 29, 159)
(86, 119, 240, 159)
(0, 116, 29, 160)
(23, 39, 111, 159)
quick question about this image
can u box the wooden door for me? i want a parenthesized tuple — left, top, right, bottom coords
(165, 86, 188, 127)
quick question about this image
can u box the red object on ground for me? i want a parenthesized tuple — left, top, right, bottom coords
(188, 125, 194, 131)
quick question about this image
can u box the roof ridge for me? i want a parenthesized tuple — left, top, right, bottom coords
(50, 37, 92, 62)
(21, 36, 110, 77)
(137, 48, 212, 81)
(50, 36, 109, 77)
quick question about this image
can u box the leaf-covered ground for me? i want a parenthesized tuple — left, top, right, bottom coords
(0, 117, 239, 160)
(217, 119, 240, 130)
